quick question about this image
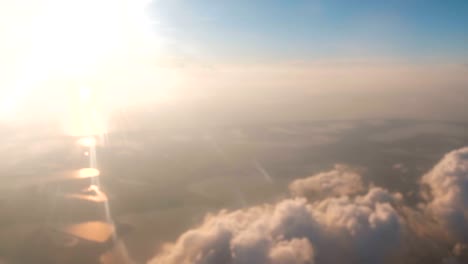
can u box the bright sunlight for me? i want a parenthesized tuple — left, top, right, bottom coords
(0, 0, 173, 126)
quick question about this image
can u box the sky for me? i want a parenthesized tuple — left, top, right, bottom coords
(148, 0, 468, 63)
(0, 0, 468, 127)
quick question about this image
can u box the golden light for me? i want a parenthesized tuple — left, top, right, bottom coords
(77, 137, 97, 148)
(79, 86, 93, 102)
(63, 85, 108, 137)
(78, 168, 101, 178)
(0, 0, 173, 122)
(62, 221, 114, 243)
(27, 0, 155, 76)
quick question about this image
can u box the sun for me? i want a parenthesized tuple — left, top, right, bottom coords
(29, 0, 154, 76)
(0, 0, 170, 124)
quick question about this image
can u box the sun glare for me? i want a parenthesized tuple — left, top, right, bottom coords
(0, 0, 160, 122)
(78, 168, 101, 178)
(29, 0, 154, 76)
(77, 136, 97, 148)
(63, 85, 108, 137)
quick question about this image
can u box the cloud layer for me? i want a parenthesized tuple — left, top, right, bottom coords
(149, 146, 468, 264)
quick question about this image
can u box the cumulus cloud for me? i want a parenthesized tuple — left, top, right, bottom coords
(149, 200, 316, 264)
(268, 238, 314, 264)
(149, 146, 468, 264)
(150, 169, 403, 264)
(289, 164, 365, 198)
(310, 187, 403, 264)
(421, 147, 468, 242)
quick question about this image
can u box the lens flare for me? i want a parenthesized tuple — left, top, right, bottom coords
(77, 137, 97, 147)
(64, 85, 108, 137)
(78, 168, 100, 178)
(0, 0, 161, 123)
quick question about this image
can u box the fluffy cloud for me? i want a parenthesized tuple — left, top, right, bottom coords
(149, 200, 316, 264)
(150, 167, 403, 264)
(289, 164, 365, 198)
(309, 187, 403, 264)
(149, 146, 468, 264)
(268, 238, 314, 264)
(421, 147, 468, 242)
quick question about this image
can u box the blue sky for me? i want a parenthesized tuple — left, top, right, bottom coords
(1, 0, 467, 122)
(149, 0, 468, 62)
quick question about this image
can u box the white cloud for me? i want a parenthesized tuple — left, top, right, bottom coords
(310, 187, 403, 263)
(421, 147, 468, 242)
(269, 238, 314, 264)
(289, 164, 365, 198)
(149, 200, 316, 264)
(149, 170, 403, 264)
(149, 146, 468, 264)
